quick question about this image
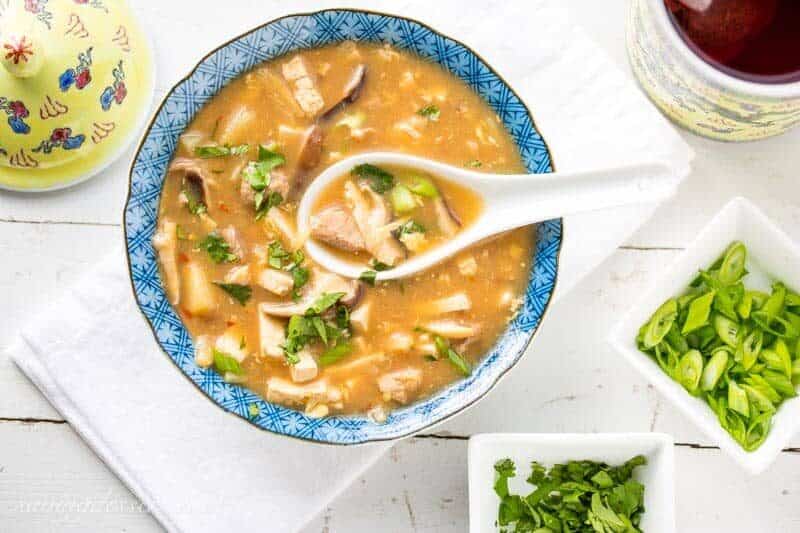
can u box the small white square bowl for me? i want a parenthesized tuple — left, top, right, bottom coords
(468, 433, 675, 533)
(610, 197, 800, 475)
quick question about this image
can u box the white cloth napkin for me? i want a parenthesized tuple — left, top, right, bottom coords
(9, 249, 388, 533)
(7, 1, 692, 532)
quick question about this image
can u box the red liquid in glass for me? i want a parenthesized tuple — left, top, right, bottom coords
(665, 0, 800, 84)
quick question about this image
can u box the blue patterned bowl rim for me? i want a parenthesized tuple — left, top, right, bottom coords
(124, 8, 562, 445)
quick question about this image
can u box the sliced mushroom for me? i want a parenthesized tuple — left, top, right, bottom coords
(427, 293, 472, 314)
(170, 157, 211, 212)
(221, 225, 244, 259)
(321, 64, 367, 120)
(344, 180, 406, 266)
(224, 264, 251, 285)
(297, 125, 323, 170)
(265, 208, 301, 250)
(424, 319, 477, 339)
(259, 268, 362, 317)
(433, 196, 461, 237)
(153, 219, 180, 305)
(310, 204, 366, 253)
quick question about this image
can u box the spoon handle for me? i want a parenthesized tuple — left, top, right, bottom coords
(469, 162, 677, 238)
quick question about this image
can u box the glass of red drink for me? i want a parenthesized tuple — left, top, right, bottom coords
(627, 0, 800, 141)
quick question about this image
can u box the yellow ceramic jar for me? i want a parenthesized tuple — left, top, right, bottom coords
(0, 0, 154, 191)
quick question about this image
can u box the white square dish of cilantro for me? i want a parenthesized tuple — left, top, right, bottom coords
(468, 433, 675, 533)
(610, 197, 800, 475)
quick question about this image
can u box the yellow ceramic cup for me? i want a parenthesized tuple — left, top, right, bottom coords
(627, 0, 800, 142)
(0, 0, 154, 191)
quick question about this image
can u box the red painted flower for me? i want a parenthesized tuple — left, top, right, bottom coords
(50, 128, 72, 143)
(114, 82, 127, 104)
(75, 68, 92, 89)
(73, 0, 89, 3)
(24, 0, 40, 13)
(8, 101, 29, 119)
(3, 36, 34, 65)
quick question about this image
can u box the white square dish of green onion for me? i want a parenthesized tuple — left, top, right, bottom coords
(610, 197, 800, 475)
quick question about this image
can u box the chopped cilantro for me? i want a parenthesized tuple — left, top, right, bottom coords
(213, 349, 244, 375)
(433, 335, 471, 376)
(196, 233, 237, 263)
(248, 403, 260, 418)
(182, 177, 207, 215)
(493, 456, 647, 532)
(417, 104, 440, 121)
(319, 342, 353, 366)
(397, 220, 425, 237)
(282, 293, 350, 364)
(214, 282, 252, 306)
(359, 270, 377, 286)
(254, 191, 283, 220)
(371, 259, 391, 272)
(465, 159, 482, 168)
(267, 241, 307, 299)
(351, 164, 394, 193)
(176, 225, 189, 240)
(195, 144, 249, 158)
(306, 292, 346, 316)
(242, 145, 286, 219)
(291, 266, 310, 300)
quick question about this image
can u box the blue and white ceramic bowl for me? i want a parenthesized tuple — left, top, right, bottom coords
(124, 9, 562, 445)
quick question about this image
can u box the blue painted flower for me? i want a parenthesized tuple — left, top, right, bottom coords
(62, 133, 85, 150)
(59, 68, 76, 91)
(7, 116, 30, 134)
(100, 87, 114, 111)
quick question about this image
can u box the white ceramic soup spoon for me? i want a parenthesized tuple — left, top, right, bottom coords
(296, 152, 675, 281)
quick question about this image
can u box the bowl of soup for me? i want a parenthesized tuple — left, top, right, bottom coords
(125, 9, 561, 444)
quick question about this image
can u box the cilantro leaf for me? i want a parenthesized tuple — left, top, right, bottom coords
(195, 144, 249, 158)
(213, 349, 244, 375)
(351, 164, 394, 193)
(196, 233, 237, 263)
(306, 292, 346, 315)
(417, 104, 440, 121)
(319, 342, 353, 366)
(396, 220, 425, 237)
(359, 270, 377, 286)
(214, 282, 252, 306)
(291, 266, 310, 300)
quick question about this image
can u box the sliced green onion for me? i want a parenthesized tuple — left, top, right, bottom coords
(676, 350, 703, 394)
(701, 348, 729, 391)
(643, 299, 678, 349)
(389, 184, 417, 215)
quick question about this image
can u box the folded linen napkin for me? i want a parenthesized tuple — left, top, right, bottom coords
(7, 1, 692, 532)
(9, 249, 388, 533)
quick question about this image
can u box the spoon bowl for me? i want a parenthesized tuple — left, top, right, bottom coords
(297, 152, 676, 280)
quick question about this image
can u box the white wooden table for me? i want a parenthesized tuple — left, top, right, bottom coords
(2, 1, 800, 531)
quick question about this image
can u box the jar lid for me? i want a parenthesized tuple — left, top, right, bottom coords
(0, 0, 154, 191)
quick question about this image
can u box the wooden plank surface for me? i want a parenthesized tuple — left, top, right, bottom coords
(2, 0, 800, 532)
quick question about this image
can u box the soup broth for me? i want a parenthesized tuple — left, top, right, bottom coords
(154, 41, 534, 420)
